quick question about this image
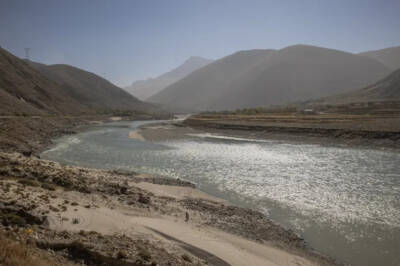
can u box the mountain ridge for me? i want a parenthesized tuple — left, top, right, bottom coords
(0, 47, 158, 115)
(314, 68, 400, 105)
(149, 44, 391, 111)
(0, 47, 90, 115)
(359, 46, 400, 70)
(28, 61, 154, 113)
(124, 56, 213, 100)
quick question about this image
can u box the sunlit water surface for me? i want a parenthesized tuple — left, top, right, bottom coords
(42, 121, 400, 266)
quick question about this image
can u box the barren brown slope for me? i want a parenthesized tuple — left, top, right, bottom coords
(0, 47, 90, 115)
(149, 45, 390, 111)
(318, 68, 400, 104)
(28, 61, 157, 113)
(359, 46, 400, 70)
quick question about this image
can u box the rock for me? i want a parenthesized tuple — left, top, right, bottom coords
(138, 194, 150, 205)
(49, 206, 59, 212)
(116, 250, 128, 259)
(0, 203, 44, 226)
(22, 150, 32, 157)
(120, 186, 128, 194)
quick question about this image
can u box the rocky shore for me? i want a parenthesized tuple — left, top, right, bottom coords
(0, 117, 339, 266)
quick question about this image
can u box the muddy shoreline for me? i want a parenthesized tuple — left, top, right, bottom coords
(0, 117, 340, 265)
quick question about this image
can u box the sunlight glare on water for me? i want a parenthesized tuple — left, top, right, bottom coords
(41, 121, 400, 266)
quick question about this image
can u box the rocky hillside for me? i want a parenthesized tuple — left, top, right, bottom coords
(0, 47, 161, 116)
(28, 61, 155, 114)
(0, 47, 90, 115)
(124, 56, 212, 100)
(149, 45, 391, 111)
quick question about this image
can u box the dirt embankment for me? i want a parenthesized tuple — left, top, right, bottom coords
(183, 114, 400, 148)
(0, 116, 81, 155)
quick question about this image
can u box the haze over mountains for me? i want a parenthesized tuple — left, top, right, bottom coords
(0, 47, 157, 116)
(124, 56, 213, 100)
(359, 46, 400, 70)
(2, 44, 399, 116)
(149, 45, 395, 111)
(317, 68, 400, 105)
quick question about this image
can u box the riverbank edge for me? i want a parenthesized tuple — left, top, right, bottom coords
(0, 114, 169, 156)
(182, 117, 400, 149)
(0, 116, 340, 266)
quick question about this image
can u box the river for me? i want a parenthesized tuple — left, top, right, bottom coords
(41, 120, 400, 266)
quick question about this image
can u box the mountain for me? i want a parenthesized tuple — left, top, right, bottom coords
(0, 47, 90, 115)
(0, 47, 158, 116)
(359, 46, 400, 70)
(149, 49, 275, 111)
(149, 45, 391, 111)
(28, 61, 154, 113)
(124, 56, 213, 100)
(316, 68, 400, 104)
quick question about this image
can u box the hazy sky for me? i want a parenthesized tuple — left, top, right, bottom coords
(1, 0, 399, 86)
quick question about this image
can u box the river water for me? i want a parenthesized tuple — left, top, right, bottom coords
(41, 120, 400, 266)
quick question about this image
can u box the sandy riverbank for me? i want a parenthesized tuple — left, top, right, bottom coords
(0, 150, 337, 265)
(130, 122, 199, 142)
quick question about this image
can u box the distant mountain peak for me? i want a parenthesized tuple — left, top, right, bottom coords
(166, 56, 213, 79)
(187, 55, 206, 61)
(124, 56, 213, 100)
(184, 56, 211, 63)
